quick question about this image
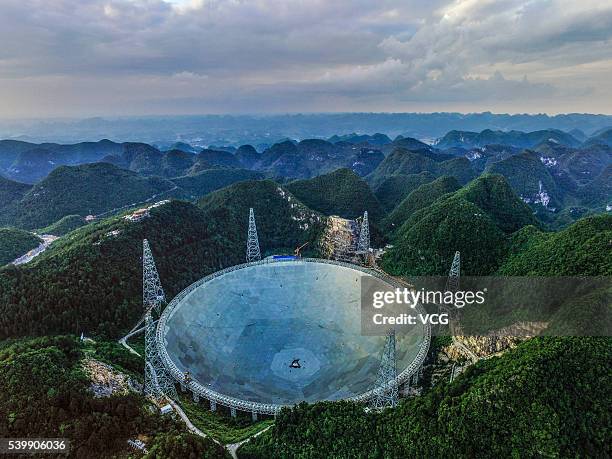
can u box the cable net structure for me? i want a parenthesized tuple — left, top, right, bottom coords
(143, 239, 166, 314)
(357, 211, 370, 254)
(369, 328, 399, 410)
(246, 207, 261, 262)
(144, 312, 177, 401)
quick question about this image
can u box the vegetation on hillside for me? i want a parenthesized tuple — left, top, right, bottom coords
(382, 176, 460, 235)
(436, 128, 581, 149)
(197, 180, 325, 257)
(241, 337, 611, 458)
(0, 180, 325, 339)
(179, 396, 273, 444)
(9, 163, 179, 229)
(0, 175, 31, 225)
(0, 227, 41, 265)
(373, 171, 436, 212)
(0, 336, 176, 458)
(0, 201, 242, 339)
(286, 168, 384, 221)
(172, 168, 263, 199)
(367, 148, 476, 190)
(381, 195, 509, 275)
(144, 432, 229, 459)
(38, 215, 87, 236)
(498, 214, 612, 276)
(486, 150, 561, 208)
(454, 174, 538, 232)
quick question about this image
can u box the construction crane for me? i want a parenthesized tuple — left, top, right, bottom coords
(294, 242, 309, 257)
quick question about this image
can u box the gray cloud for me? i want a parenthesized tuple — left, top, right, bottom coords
(0, 0, 610, 117)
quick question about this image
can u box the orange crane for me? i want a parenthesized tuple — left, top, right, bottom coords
(294, 242, 309, 257)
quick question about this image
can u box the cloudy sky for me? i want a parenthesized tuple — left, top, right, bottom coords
(1, 0, 611, 117)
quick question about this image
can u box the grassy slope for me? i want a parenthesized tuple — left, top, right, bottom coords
(179, 396, 273, 444)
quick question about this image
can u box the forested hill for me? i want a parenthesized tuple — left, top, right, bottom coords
(0, 336, 228, 458)
(5, 163, 179, 229)
(0, 200, 232, 339)
(241, 337, 611, 458)
(0, 180, 325, 339)
(498, 214, 612, 276)
(382, 175, 461, 235)
(197, 179, 325, 256)
(285, 168, 384, 222)
(367, 148, 476, 189)
(0, 175, 31, 224)
(381, 174, 537, 276)
(435, 128, 581, 149)
(0, 228, 41, 266)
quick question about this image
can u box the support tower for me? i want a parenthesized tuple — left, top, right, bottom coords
(369, 328, 399, 410)
(246, 207, 261, 262)
(357, 211, 370, 254)
(142, 239, 166, 314)
(144, 311, 177, 401)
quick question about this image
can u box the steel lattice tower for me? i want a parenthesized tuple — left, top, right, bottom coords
(369, 329, 399, 410)
(445, 251, 460, 292)
(144, 311, 177, 401)
(143, 239, 166, 314)
(357, 211, 370, 253)
(246, 207, 261, 262)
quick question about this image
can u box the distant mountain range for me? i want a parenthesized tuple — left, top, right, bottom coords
(435, 128, 582, 149)
(0, 126, 609, 233)
(2, 112, 611, 146)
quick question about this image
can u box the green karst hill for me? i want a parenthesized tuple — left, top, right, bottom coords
(454, 174, 538, 233)
(382, 176, 461, 235)
(498, 214, 612, 276)
(286, 168, 384, 221)
(172, 168, 264, 199)
(38, 215, 87, 236)
(8, 163, 179, 229)
(0, 180, 324, 340)
(373, 171, 436, 212)
(381, 194, 508, 275)
(197, 179, 325, 255)
(0, 175, 31, 225)
(381, 175, 536, 276)
(367, 148, 476, 190)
